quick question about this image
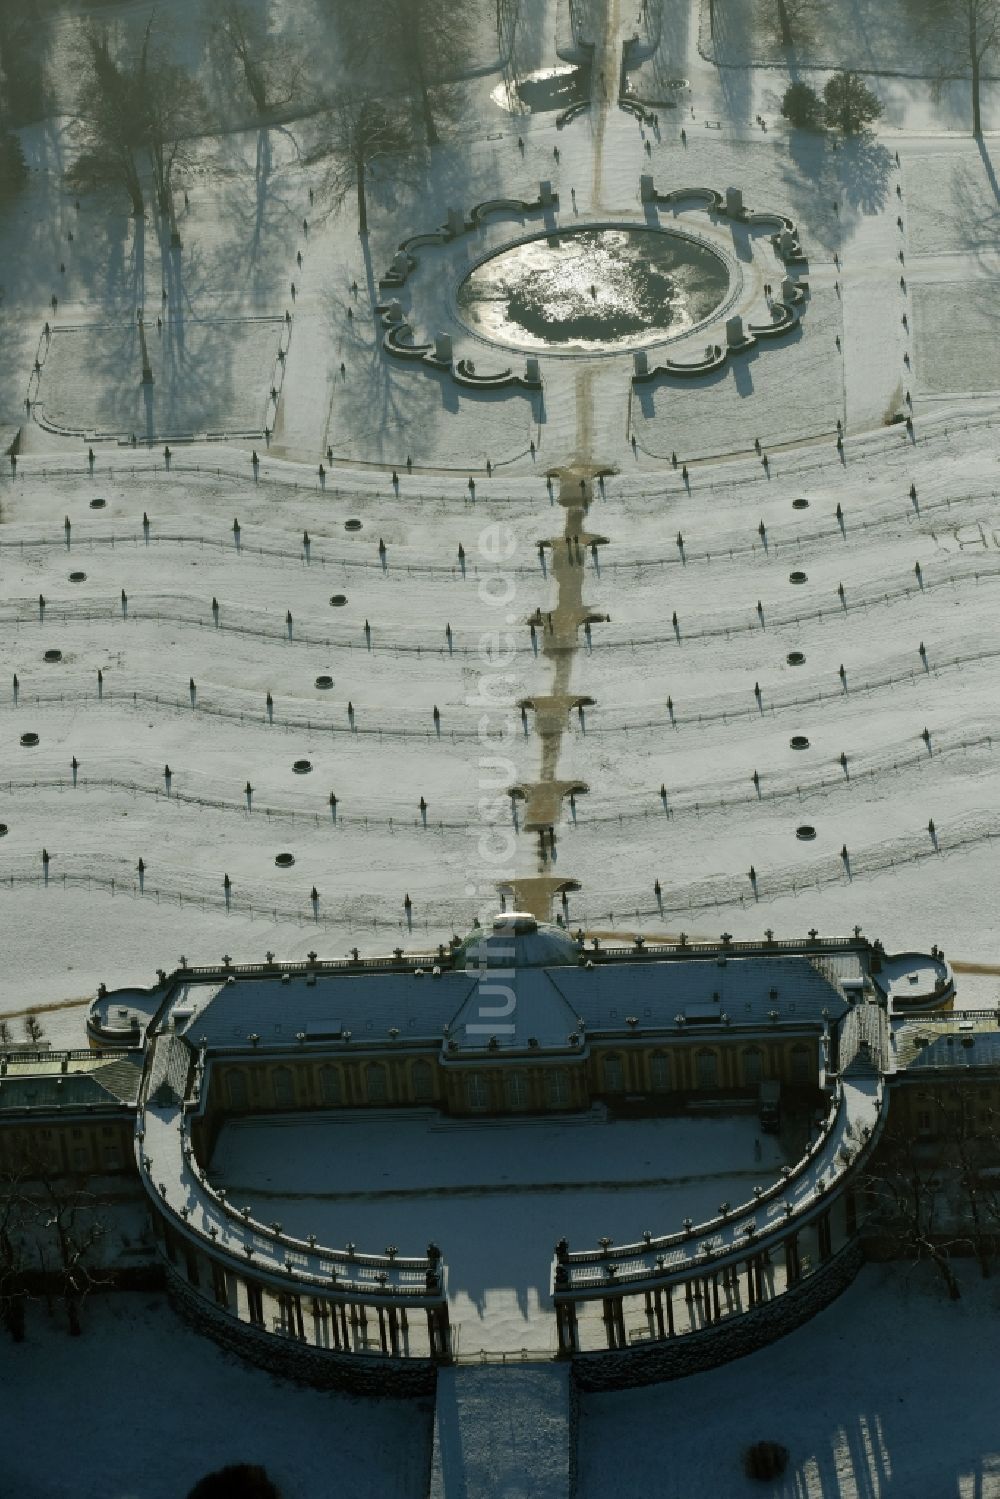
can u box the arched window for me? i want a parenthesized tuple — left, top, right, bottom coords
(696, 1050, 718, 1089)
(505, 1070, 528, 1109)
(465, 1072, 488, 1111)
(742, 1047, 764, 1086)
(790, 1044, 812, 1084)
(226, 1070, 248, 1109)
(650, 1052, 671, 1093)
(318, 1066, 342, 1105)
(366, 1064, 388, 1103)
(603, 1054, 625, 1093)
(546, 1070, 569, 1107)
(272, 1067, 294, 1107)
(411, 1060, 434, 1102)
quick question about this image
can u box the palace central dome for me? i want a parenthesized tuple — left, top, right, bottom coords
(453, 912, 581, 970)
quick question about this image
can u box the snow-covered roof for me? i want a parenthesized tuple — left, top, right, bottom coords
(837, 1002, 890, 1076)
(446, 965, 584, 1054)
(544, 954, 854, 1033)
(873, 952, 952, 1008)
(147, 1033, 193, 1105)
(176, 969, 478, 1050)
(0, 1053, 142, 1112)
(164, 949, 855, 1060)
(902, 1026, 1000, 1072)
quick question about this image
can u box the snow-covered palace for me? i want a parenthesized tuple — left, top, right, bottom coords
(1, 916, 979, 1392)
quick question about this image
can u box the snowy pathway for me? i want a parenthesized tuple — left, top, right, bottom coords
(430, 1365, 572, 1499)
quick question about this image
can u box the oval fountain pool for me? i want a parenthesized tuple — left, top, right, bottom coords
(456, 226, 732, 354)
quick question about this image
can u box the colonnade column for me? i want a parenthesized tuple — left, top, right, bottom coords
(426, 1304, 451, 1358)
(602, 1296, 626, 1349)
(556, 1301, 579, 1354)
(817, 1211, 833, 1261)
(784, 1231, 802, 1287)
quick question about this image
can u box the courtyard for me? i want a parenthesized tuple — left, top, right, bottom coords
(209, 1106, 789, 1351)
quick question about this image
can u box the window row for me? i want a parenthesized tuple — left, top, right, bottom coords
(599, 1045, 814, 1093)
(224, 1060, 436, 1111)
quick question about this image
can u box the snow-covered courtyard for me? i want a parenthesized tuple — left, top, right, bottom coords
(209, 1107, 788, 1352)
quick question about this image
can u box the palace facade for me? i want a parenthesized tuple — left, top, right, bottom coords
(0, 914, 977, 1392)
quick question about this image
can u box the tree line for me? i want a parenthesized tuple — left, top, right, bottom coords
(762, 0, 1000, 136)
(0, 1146, 112, 1340)
(63, 0, 511, 234)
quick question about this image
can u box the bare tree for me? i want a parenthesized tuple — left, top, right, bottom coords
(920, 0, 1000, 134)
(70, 22, 149, 214)
(69, 16, 203, 217)
(0, 1169, 31, 1341)
(23, 1013, 44, 1045)
(757, 0, 819, 47)
(863, 1125, 967, 1298)
(329, 0, 477, 145)
(865, 1087, 1000, 1297)
(322, 97, 413, 236)
(209, 0, 303, 118)
(0, 0, 45, 126)
(34, 1173, 109, 1335)
(142, 41, 203, 216)
(0, 1144, 110, 1340)
(496, 0, 522, 74)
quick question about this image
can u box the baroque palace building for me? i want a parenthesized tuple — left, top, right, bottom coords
(0, 914, 979, 1393)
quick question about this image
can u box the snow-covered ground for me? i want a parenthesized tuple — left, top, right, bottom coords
(209, 1108, 788, 1352)
(3, 0, 1000, 1025)
(0, 1292, 433, 1499)
(2, 0, 1000, 1490)
(7, 1244, 1000, 1499)
(578, 1260, 1000, 1498)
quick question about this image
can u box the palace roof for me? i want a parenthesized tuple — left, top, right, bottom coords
(162, 940, 860, 1057)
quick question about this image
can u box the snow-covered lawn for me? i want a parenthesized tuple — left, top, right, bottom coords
(577, 1260, 1000, 1498)
(0, 1293, 432, 1499)
(914, 284, 1000, 398)
(210, 1108, 788, 1352)
(704, 0, 974, 76)
(904, 150, 1000, 259)
(634, 285, 844, 459)
(35, 317, 285, 440)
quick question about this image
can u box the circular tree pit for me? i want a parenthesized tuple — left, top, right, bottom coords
(275, 853, 296, 867)
(790, 735, 810, 750)
(292, 759, 313, 774)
